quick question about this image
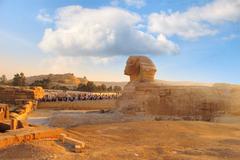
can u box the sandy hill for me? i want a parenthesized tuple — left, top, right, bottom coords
(25, 73, 88, 87)
(25, 73, 126, 89)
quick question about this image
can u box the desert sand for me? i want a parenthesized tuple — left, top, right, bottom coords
(1, 120, 240, 160)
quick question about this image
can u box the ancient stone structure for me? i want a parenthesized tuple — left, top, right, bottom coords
(0, 126, 62, 149)
(0, 104, 9, 121)
(116, 56, 240, 121)
(0, 86, 66, 150)
(0, 86, 44, 131)
(0, 86, 44, 104)
(60, 133, 85, 153)
(124, 56, 156, 82)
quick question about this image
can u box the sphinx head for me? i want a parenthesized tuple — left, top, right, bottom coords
(124, 56, 156, 82)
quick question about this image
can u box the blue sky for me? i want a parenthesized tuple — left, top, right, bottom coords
(0, 0, 239, 83)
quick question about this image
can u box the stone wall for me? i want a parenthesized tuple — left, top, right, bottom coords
(0, 86, 44, 131)
(0, 86, 44, 104)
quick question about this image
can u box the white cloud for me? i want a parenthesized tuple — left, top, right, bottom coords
(90, 57, 115, 64)
(39, 6, 179, 57)
(148, 0, 240, 39)
(222, 34, 239, 41)
(110, 0, 145, 8)
(124, 0, 145, 8)
(37, 9, 53, 23)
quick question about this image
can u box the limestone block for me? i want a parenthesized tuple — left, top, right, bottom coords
(0, 127, 62, 149)
(10, 119, 18, 130)
(75, 145, 81, 153)
(59, 133, 85, 153)
(0, 104, 9, 121)
(0, 86, 44, 104)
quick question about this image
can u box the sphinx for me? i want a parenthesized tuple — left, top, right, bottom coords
(124, 56, 156, 82)
(116, 56, 240, 121)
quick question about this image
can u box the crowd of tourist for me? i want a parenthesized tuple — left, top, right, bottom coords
(39, 91, 119, 102)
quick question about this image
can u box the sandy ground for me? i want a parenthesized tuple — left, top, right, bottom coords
(67, 121, 240, 160)
(1, 120, 240, 160)
(2, 103, 240, 160)
(0, 139, 81, 160)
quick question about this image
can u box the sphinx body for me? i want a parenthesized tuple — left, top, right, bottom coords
(116, 56, 240, 120)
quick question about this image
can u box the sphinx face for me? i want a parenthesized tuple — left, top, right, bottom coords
(124, 57, 138, 76)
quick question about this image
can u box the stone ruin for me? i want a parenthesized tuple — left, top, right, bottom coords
(0, 86, 62, 150)
(0, 104, 9, 122)
(124, 56, 156, 82)
(0, 86, 44, 131)
(116, 56, 240, 121)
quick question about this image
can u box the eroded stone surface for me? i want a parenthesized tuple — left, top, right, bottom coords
(0, 126, 62, 149)
(117, 56, 240, 120)
(124, 56, 156, 82)
(0, 86, 44, 104)
(0, 86, 45, 131)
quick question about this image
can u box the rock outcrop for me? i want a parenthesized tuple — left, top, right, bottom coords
(25, 73, 88, 87)
(116, 56, 240, 121)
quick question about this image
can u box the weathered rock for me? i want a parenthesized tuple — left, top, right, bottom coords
(0, 126, 62, 149)
(0, 104, 9, 121)
(0, 86, 44, 104)
(0, 86, 45, 131)
(116, 56, 240, 121)
(124, 56, 156, 82)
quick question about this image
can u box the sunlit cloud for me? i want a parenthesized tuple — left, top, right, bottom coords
(148, 0, 240, 39)
(38, 6, 179, 57)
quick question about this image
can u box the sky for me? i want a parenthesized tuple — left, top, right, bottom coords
(0, 0, 239, 83)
